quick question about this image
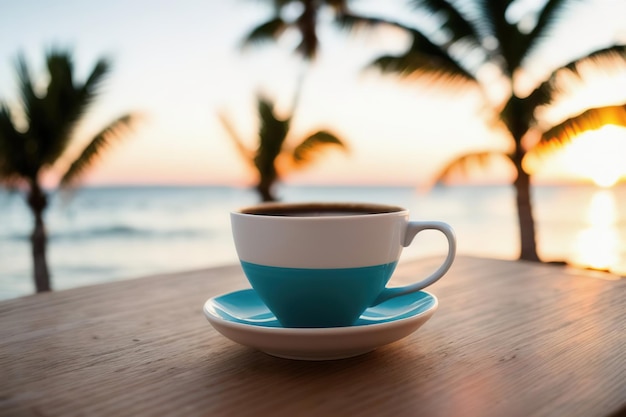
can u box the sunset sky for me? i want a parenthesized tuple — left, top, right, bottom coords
(1, 0, 626, 188)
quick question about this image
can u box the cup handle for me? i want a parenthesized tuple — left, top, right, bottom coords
(372, 221, 456, 306)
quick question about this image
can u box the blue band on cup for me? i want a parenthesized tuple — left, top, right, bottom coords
(240, 261, 398, 328)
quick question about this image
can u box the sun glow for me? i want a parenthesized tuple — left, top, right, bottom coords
(572, 190, 620, 272)
(560, 125, 626, 187)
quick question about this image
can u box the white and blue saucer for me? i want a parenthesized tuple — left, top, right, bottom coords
(203, 289, 438, 361)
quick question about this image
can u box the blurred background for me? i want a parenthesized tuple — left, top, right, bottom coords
(1, 0, 625, 299)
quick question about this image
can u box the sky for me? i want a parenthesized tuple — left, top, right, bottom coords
(1, 0, 626, 188)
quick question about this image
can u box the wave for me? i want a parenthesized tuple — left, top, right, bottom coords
(1, 225, 213, 242)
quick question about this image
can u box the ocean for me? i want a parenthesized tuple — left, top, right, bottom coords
(1, 184, 625, 300)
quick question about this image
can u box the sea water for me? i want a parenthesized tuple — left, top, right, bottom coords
(1, 184, 625, 299)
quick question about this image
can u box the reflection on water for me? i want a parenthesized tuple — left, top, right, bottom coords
(572, 190, 620, 272)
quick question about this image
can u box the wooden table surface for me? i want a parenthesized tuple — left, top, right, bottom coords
(1, 256, 624, 417)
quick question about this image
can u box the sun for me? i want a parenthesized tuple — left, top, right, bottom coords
(559, 125, 626, 187)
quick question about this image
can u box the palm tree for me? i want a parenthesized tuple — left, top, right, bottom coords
(242, 0, 365, 126)
(219, 95, 347, 201)
(339, 1, 626, 261)
(231, 1, 352, 201)
(242, 0, 350, 61)
(0, 49, 138, 293)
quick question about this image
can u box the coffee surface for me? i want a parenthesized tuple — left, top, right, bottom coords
(241, 203, 403, 217)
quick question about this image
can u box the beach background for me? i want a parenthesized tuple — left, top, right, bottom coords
(1, 1, 626, 299)
(2, 183, 625, 300)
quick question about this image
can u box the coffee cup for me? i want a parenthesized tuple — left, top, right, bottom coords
(230, 202, 456, 328)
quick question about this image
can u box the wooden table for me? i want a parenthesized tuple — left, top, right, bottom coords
(1, 256, 624, 417)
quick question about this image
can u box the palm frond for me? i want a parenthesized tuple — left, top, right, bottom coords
(292, 130, 347, 165)
(561, 44, 626, 78)
(348, 2, 484, 80)
(82, 58, 110, 91)
(525, 0, 573, 55)
(370, 27, 477, 84)
(334, 12, 405, 34)
(241, 17, 288, 50)
(216, 110, 254, 163)
(41, 53, 112, 167)
(15, 54, 42, 138)
(539, 104, 626, 147)
(529, 44, 626, 123)
(0, 104, 30, 182)
(411, 0, 487, 48)
(475, 1, 523, 74)
(435, 150, 513, 184)
(59, 114, 138, 188)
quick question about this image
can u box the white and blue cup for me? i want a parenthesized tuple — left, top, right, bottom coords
(231, 202, 456, 328)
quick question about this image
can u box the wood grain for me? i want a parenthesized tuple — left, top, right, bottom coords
(0, 256, 624, 417)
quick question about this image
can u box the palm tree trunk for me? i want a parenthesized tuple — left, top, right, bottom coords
(298, 0, 318, 59)
(513, 149, 540, 262)
(505, 95, 541, 263)
(27, 180, 51, 292)
(257, 177, 277, 202)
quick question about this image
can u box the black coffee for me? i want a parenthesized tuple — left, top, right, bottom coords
(240, 203, 403, 217)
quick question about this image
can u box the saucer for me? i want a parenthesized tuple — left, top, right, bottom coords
(203, 289, 438, 360)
